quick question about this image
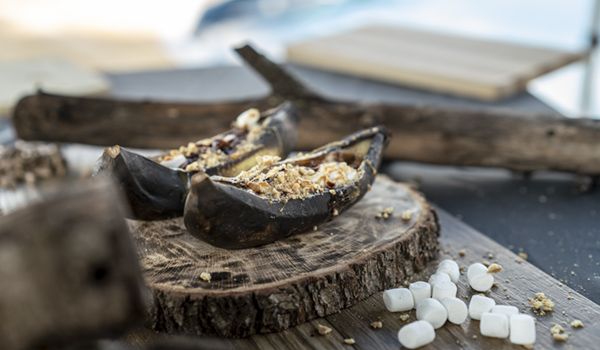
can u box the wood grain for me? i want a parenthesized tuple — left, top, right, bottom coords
(287, 25, 586, 100)
(123, 206, 600, 349)
(130, 177, 440, 337)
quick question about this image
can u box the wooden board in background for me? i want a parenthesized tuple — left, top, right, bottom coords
(287, 25, 586, 101)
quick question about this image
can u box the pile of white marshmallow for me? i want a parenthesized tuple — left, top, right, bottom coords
(382, 259, 536, 349)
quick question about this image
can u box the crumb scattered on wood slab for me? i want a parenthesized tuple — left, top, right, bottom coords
(399, 313, 410, 322)
(370, 320, 383, 329)
(343, 338, 355, 345)
(571, 319, 584, 328)
(487, 263, 503, 273)
(400, 210, 412, 221)
(551, 324, 569, 342)
(317, 324, 332, 335)
(200, 272, 211, 282)
(375, 207, 394, 220)
(529, 292, 554, 315)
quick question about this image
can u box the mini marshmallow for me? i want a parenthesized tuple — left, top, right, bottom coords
(398, 320, 435, 349)
(428, 272, 451, 286)
(491, 305, 519, 317)
(469, 294, 496, 320)
(469, 272, 494, 292)
(432, 281, 457, 300)
(437, 259, 460, 282)
(440, 297, 468, 324)
(510, 314, 536, 345)
(383, 288, 414, 312)
(409, 281, 431, 305)
(416, 298, 448, 329)
(467, 263, 488, 280)
(480, 312, 509, 338)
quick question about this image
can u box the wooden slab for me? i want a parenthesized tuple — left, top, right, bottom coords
(125, 207, 600, 350)
(287, 25, 586, 101)
(130, 177, 440, 337)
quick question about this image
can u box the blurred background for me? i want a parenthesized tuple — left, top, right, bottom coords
(0, 0, 598, 118)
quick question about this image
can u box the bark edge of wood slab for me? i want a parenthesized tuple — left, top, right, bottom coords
(184, 126, 388, 249)
(0, 178, 147, 350)
(131, 176, 439, 338)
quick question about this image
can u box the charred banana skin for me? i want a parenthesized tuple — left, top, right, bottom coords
(94, 102, 298, 221)
(184, 127, 388, 249)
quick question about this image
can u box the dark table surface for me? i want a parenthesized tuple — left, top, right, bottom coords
(5, 63, 599, 303)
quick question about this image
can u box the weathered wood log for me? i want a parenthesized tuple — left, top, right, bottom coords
(130, 176, 439, 338)
(0, 178, 147, 350)
(12, 45, 600, 175)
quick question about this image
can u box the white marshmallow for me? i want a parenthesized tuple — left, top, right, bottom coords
(428, 272, 451, 286)
(469, 272, 494, 292)
(437, 259, 460, 282)
(509, 314, 536, 345)
(468, 295, 496, 320)
(440, 297, 468, 324)
(432, 281, 457, 300)
(480, 312, 509, 338)
(398, 320, 435, 349)
(491, 305, 519, 317)
(409, 281, 431, 305)
(416, 298, 448, 329)
(467, 263, 488, 280)
(383, 288, 414, 312)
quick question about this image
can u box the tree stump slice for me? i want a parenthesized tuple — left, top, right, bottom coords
(130, 176, 440, 338)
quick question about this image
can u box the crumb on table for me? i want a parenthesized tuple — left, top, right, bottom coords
(529, 292, 555, 315)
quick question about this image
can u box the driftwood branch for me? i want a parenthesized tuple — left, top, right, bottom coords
(0, 178, 146, 350)
(12, 44, 600, 175)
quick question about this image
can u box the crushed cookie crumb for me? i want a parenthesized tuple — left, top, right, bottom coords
(551, 324, 568, 342)
(518, 252, 528, 260)
(458, 249, 466, 257)
(235, 155, 362, 201)
(370, 320, 383, 329)
(400, 210, 413, 221)
(343, 338, 356, 345)
(375, 207, 394, 220)
(200, 272, 211, 282)
(487, 263, 503, 273)
(399, 313, 410, 322)
(529, 292, 555, 315)
(482, 260, 491, 266)
(570, 319, 584, 328)
(317, 324, 332, 335)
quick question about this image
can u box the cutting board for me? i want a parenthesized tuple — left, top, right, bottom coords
(126, 206, 600, 349)
(287, 25, 585, 101)
(130, 177, 439, 337)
